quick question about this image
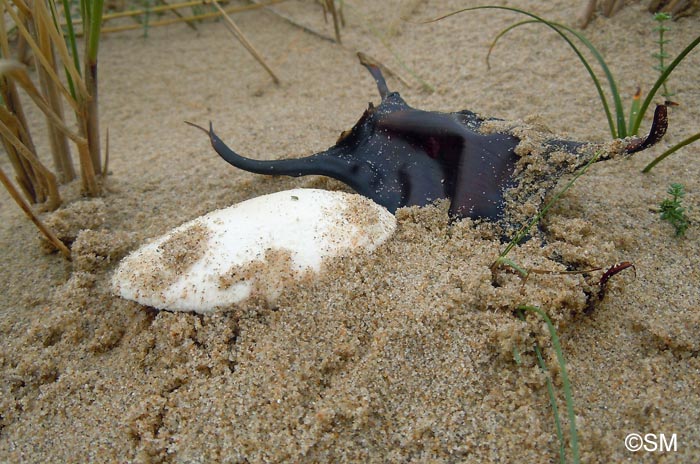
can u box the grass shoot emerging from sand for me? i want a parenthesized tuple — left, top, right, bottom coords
(486, 151, 598, 462)
(641, 12, 700, 173)
(517, 305, 580, 464)
(659, 182, 690, 237)
(652, 12, 674, 100)
(428, 6, 700, 171)
(482, 144, 605, 462)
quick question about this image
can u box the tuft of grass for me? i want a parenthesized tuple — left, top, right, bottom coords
(1, 0, 105, 258)
(517, 305, 580, 464)
(1, 0, 106, 190)
(660, 183, 690, 237)
(428, 6, 700, 167)
(482, 7, 698, 138)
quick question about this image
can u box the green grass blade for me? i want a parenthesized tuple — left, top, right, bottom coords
(534, 338, 566, 463)
(547, 21, 626, 137)
(519, 305, 580, 464)
(80, 0, 89, 31)
(631, 34, 700, 135)
(86, 0, 105, 63)
(142, 0, 152, 38)
(495, 17, 625, 137)
(61, 0, 82, 75)
(494, 257, 529, 278)
(428, 6, 619, 138)
(627, 88, 641, 136)
(642, 131, 700, 173)
(515, 309, 565, 463)
(48, 0, 79, 100)
(486, 19, 538, 69)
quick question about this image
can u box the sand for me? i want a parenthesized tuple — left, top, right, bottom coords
(1, 1, 699, 462)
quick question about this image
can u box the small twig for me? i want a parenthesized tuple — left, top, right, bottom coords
(156, 0, 198, 32)
(0, 166, 71, 259)
(102, 127, 109, 177)
(357, 51, 411, 88)
(209, 0, 280, 84)
(585, 261, 635, 313)
(579, 0, 597, 28)
(95, 0, 286, 23)
(325, 0, 341, 43)
(93, 0, 287, 34)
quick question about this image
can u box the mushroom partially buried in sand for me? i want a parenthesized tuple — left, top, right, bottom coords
(112, 189, 396, 314)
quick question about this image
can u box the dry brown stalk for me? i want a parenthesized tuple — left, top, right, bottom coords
(0, 77, 42, 202)
(0, 106, 37, 195)
(0, 0, 107, 259)
(82, 64, 101, 189)
(209, 0, 280, 84)
(154, 0, 199, 32)
(81, 15, 102, 186)
(1, 0, 100, 206)
(0, 3, 43, 203)
(0, 166, 71, 258)
(4, 2, 81, 108)
(0, 119, 62, 210)
(249, 0, 336, 43)
(323, 0, 342, 43)
(67, 0, 288, 34)
(34, 0, 75, 183)
(0, 61, 85, 145)
(101, 0, 287, 21)
(3, 0, 102, 196)
(356, 51, 411, 89)
(102, 127, 109, 177)
(39, 1, 88, 99)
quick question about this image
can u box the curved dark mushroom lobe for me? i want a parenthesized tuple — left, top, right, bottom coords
(188, 61, 667, 223)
